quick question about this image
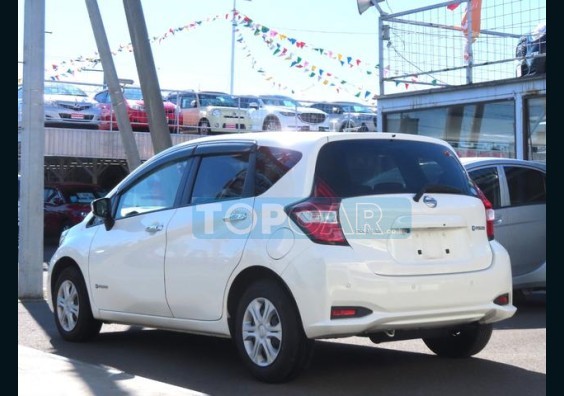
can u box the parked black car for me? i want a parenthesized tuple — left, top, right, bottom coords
(516, 22, 546, 77)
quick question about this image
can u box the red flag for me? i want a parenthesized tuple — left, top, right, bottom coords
(461, 0, 482, 41)
(447, 3, 460, 11)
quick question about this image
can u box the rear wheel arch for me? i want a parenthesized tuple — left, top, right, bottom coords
(227, 266, 302, 337)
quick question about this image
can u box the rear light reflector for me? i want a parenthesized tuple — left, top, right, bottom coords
(331, 306, 372, 319)
(494, 293, 510, 306)
(286, 198, 348, 245)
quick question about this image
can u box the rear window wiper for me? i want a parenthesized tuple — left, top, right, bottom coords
(413, 183, 463, 202)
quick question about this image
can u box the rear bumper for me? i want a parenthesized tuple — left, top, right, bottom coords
(282, 240, 516, 339)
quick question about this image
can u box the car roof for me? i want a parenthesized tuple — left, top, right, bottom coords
(171, 131, 454, 153)
(460, 157, 546, 170)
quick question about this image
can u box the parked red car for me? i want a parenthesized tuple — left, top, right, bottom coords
(94, 87, 182, 132)
(44, 182, 106, 239)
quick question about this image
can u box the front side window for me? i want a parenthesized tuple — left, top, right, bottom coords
(504, 166, 546, 206)
(191, 153, 250, 205)
(116, 159, 189, 218)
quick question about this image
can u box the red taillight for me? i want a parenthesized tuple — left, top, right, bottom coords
(475, 185, 495, 240)
(286, 198, 348, 245)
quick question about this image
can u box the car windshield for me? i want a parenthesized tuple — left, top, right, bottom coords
(340, 104, 373, 113)
(61, 187, 106, 204)
(44, 83, 88, 97)
(260, 97, 299, 108)
(123, 88, 144, 100)
(199, 93, 238, 107)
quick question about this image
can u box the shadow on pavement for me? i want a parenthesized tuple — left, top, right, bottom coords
(19, 300, 545, 396)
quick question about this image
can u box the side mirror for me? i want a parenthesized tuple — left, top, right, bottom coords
(248, 102, 259, 110)
(52, 197, 65, 206)
(91, 197, 115, 230)
(190, 100, 197, 108)
(332, 107, 342, 114)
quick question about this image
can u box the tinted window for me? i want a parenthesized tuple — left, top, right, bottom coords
(191, 153, 250, 204)
(116, 159, 189, 218)
(315, 140, 472, 198)
(505, 166, 546, 206)
(255, 146, 302, 195)
(468, 167, 501, 208)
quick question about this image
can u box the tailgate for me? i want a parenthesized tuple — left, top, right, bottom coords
(340, 194, 492, 276)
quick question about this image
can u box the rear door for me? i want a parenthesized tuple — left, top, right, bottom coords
(499, 165, 546, 277)
(316, 138, 491, 276)
(164, 143, 255, 320)
(468, 163, 546, 278)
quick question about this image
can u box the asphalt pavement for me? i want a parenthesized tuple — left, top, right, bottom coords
(18, 243, 546, 395)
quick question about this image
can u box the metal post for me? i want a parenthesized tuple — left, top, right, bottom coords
(85, 0, 141, 170)
(123, 0, 172, 154)
(378, 15, 385, 98)
(18, 0, 45, 299)
(230, 0, 237, 95)
(465, 0, 473, 84)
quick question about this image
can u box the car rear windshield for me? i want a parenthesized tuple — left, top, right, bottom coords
(314, 139, 473, 198)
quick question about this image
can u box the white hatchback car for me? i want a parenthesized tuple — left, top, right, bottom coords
(48, 132, 515, 382)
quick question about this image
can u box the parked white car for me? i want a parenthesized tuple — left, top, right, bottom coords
(236, 94, 330, 131)
(48, 132, 515, 383)
(166, 91, 251, 135)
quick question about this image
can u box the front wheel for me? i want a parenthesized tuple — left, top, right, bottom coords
(263, 117, 281, 131)
(199, 119, 211, 135)
(234, 280, 314, 383)
(53, 266, 102, 342)
(423, 323, 493, 358)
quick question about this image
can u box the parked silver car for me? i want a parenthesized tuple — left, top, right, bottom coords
(18, 82, 101, 129)
(310, 101, 377, 132)
(462, 158, 546, 292)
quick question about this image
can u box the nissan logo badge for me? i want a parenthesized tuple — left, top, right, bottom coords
(423, 195, 437, 208)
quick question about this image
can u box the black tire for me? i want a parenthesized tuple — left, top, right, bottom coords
(199, 119, 211, 135)
(234, 279, 314, 383)
(423, 323, 493, 358)
(53, 266, 102, 342)
(263, 117, 281, 131)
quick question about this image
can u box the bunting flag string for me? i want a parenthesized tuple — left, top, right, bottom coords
(241, 26, 374, 101)
(44, 10, 386, 97)
(233, 12, 381, 78)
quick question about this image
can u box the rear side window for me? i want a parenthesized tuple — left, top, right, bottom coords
(191, 153, 250, 204)
(468, 167, 502, 208)
(504, 166, 546, 205)
(314, 140, 472, 198)
(255, 146, 302, 195)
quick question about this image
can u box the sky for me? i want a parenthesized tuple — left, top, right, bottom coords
(17, 1, 544, 104)
(17, 0, 436, 103)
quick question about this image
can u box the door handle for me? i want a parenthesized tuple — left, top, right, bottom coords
(145, 224, 164, 233)
(223, 212, 248, 222)
(494, 216, 503, 225)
